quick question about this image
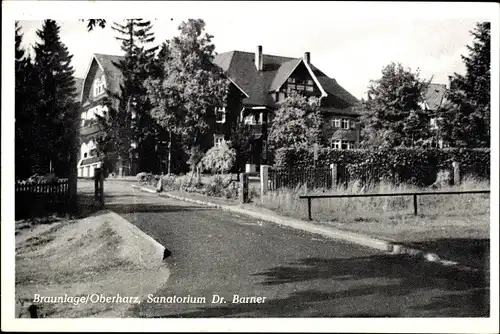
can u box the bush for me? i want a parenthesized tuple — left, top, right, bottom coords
(136, 172, 153, 182)
(21, 173, 59, 184)
(161, 174, 180, 190)
(202, 142, 236, 175)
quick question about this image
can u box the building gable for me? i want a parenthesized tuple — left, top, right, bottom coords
(81, 54, 125, 103)
(213, 47, 357, 112)
(81, 58, 105, 103)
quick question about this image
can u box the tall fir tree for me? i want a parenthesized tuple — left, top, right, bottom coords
(104, 19, 159, 173)
(15, 21, 38, 178)
(438, 22, 490, 148)
(32, 19, 78, 177)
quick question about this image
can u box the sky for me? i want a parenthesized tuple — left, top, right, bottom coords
(15, 2, 482, 100)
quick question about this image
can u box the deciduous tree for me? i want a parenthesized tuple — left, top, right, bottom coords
(145, 19, 229, 173)
(360, 62, 430, 148)
(268, 92, 323, 151)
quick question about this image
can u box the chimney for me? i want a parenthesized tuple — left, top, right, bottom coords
(255, 45, 263, 71)
(303, 52, 311, 65)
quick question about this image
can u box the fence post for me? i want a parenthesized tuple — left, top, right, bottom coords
(68, 132, 78, 214)
(307, 197, 312, 220)
(94, 168, 104, 207)
(330, 163, 337, 189)
(239, 172, 249, 204)
(452, 161, 460, 185)
(260, 165, 269, 199)
(413, 194, 418, 216)
(99, 169, 104, 207)
(94, 171, 99, 200)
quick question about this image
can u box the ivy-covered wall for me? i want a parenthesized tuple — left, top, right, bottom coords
(273, 147, 490, 186)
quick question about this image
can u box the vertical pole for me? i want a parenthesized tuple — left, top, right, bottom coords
(260, 165, 269, 199)
(240, 172, 249, 204)
(94, 171, 98, 201)
(330, 163, 337, 189)
(413, 194, 418, 216)
(99, 169, 104, 207)
(452, 161, 460, 186)
(167, 132, 172, 176)
(308, 197, 312, 220)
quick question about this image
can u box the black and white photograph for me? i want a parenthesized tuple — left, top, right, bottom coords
(2, 1, 499, 332)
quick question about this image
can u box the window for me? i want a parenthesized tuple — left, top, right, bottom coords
(216, 107, 226, 123)
(258, 112, 264, 124)
(332, 140, 355, 150)
(333, 118, 341, 128)
(244, 114, 256, 125)
(342, 119, 350, 129)
(285, 77, 315, 94)
(214, 134, 225, 148)
(93, 76, 106, 97)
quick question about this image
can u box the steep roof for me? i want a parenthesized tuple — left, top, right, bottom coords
(424, 83, 447, 110)
(93, 53, 125, 96)
(213, 50, 358, 111)
(88, 51, 358, 113)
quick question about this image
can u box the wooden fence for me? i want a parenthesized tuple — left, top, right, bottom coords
(15, 179, 70, 219)
(269, 167, 332, 191)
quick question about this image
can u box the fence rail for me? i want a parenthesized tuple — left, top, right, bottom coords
(15, 179, 70, 219)
(299, 189, 490, 220)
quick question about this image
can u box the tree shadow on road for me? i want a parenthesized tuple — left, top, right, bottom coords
(142, 253, 488, 318)
(403, 238, 489, 271)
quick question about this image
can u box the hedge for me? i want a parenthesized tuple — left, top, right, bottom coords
(274, 147, 490, 186)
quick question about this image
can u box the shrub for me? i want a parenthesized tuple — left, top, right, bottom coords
(202, 142, 236, 175)
(136, 172, 153, 182)
(205, 176, 225, 197)
(161, 174, 179, 190)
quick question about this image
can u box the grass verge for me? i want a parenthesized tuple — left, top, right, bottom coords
(256, 178, 490, 242)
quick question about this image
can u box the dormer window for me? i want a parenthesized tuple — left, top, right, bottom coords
(286, 78, 315, 93)
(94, 76, 106, 97)
(215, 107, 226, 123)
